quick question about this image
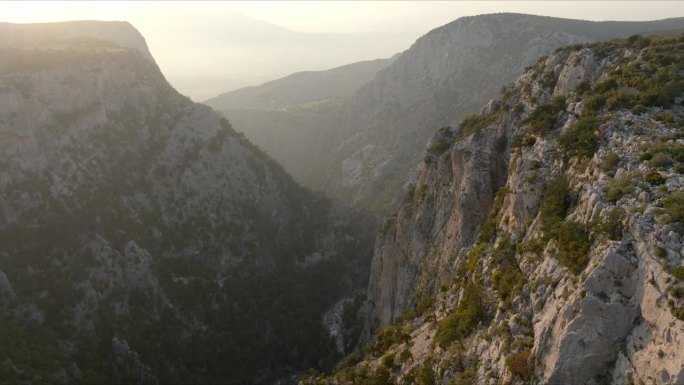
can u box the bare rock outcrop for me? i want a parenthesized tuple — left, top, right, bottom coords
(313, 32, 684, 385)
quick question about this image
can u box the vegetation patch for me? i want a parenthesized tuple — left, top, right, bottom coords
(491, 238, 525, 306)
(604, 174, 635, 202)
(644, 171, 666, 186)
(673, 266, 684, 281)
(582, 94, 607, 115)
(647, 153, 673, 170)
(434, 283, 485, 348)
(459, 112, 500, 138)
(553, 221, 592, 274)
(559, 116, 600, 158)
(506, 349, 534, 380)
(368, 326, 410, 357)
(641, 144, 684, 165)
(661, 191, 684, 223)
(398, 296, 435, 322)
(478, 186, 510, 243)
(600, 151, 621, 175)
(539, 175, 570, 236)
(428, 138, 452, 155)
(522, 96, 566, 135)
(510, 133, 537, 149)
(593, 208, 626, 241)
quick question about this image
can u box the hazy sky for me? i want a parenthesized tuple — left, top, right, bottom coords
(3, 1, 684, 100)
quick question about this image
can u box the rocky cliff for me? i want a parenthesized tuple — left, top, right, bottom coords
(210, 14, 684, 217)
(307, 32, 684, 385)
(0, 21, 373, 384)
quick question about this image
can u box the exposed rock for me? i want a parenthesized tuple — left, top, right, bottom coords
(312, 32, 684, 385)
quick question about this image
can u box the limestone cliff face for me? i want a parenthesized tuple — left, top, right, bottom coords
(312, 33, 684, 385)
(0, 22, 373, 384)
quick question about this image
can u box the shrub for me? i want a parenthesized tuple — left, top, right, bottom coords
(523, 97, 566, 135)
(606, 91, 636, 111)
(627, 35, 651, 49)
(559, 116, 600, 158)
(632, 104, 648, 114)
(575, 80, 591, 95)
(335, 352, 360, 371)
(398, 349, 412, 363)
(428, 139, 451, 155)
(516, 239, 544, 254)
(366, 366, 394, 385)
(553, 221, 591, 274)
(381, 353, 395, 368)
(506, 349, 534, 380)
(369, 326, 410, 356)
(672, 305, 684, 321)
(595, 208, 626, 240)
(640, 152, 654, 162)
(600, 151, 621, 175)
(604, 175, 635, 203)
(644, 171, 666, 185)
(415, 361, 435, 385)
(661, 191, 684, 223)
(657, 111, 676, 124)
(460, 113, 499, 137)
(551, 95, 567, 112)
(434, 284, 484, 347)
(399, 296, 434, 322)
(491, 238, 525, 304)
(593, 79, 618, 94)
(672, 287, 684, 299)
(511, 134, 537, 148)
(672, 266, 684, 281)
(647, 153, 673, 170)
(583, 94, 607, 114)
(539, 175, 570, 236)
(637, 80, 681, 108)
(478, 186, 510, 243)
(459, 243, 486, 277)
(649, 144, 684, 163)
(449, 369, 476, 385)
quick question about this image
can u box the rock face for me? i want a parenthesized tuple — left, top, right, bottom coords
(209, 13, 684, 216)
(0, 22, 374, 384)
(309, 33, 684, 385)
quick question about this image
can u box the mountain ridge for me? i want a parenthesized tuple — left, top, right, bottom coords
(0, 21, 373, 384)
(209, 13, 684, 217)
(306, 31, 684, 385)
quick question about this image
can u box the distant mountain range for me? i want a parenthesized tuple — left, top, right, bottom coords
(156, 11, 414, 100)
(207, 13, 684, 215)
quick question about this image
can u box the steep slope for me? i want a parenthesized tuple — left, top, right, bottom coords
(206, 56, 398, 111)
(308, 33, 684, 385)
(211, 13, 684, 216)
(0, 22, 373, 384)
(204, 56, 397, 181)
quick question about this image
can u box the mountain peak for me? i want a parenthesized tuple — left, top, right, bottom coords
(0, 20, 154, 62)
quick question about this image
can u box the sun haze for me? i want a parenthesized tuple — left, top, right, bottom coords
(2, 1, 684, 99)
